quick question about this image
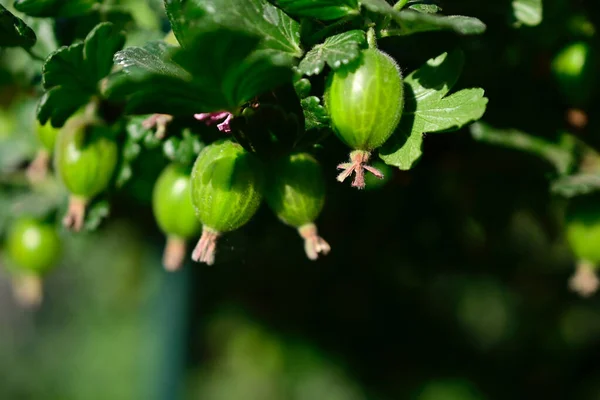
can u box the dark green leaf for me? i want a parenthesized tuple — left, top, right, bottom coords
(470, 123, 577, 176)
(409, 4, 442, 14)
(165, 0, 303, 57)
(298, 30, 366, 76)
(551, 174, 600, 198)
(14, 0, 99, 18)
(83, 22, 127, 83)
(362, 0, 486, 36)
(378, 128, 423, 170)
(37, 86, 92, 128)
(380, 50, 488, 169)
(392, 11, 487, 35)
(359, 0, 393, 14)
(232, 84, 305, 156)
(0, 4, 36, 48)
(267, 0, 359, 20)
(512, 0, 542, 27)
(108, 29, 294, 116)
(301, 96, 329, 131)
(112, 41, 189, 80)
(39, 22, 125, 127)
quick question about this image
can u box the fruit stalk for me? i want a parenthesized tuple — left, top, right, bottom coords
(298, 223, 331, 260)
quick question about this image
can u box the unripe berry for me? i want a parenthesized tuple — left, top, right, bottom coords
(152, 163, 201, 271)
(37, 120, 59, 152)
(552, 41, 596, 107)
(190, 139, 264, 265)
(6, 218, 61, 274)
(265, 153, 330, 260)
(565, 194, 600, 297)
(55, 116, 118, 231)
(27, 121, 61, 183)
(5, 217, 62, 307)
(325, 48, 404, 189)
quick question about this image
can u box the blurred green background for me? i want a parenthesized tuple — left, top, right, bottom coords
(2, 0, 600, 399)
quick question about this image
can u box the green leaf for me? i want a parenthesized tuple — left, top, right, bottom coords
(392, 11, 487, 35)
(165, 0, 303, 57)
(14, 0, 100, 18)
(551, 174, 600, 198)
(301, 96, 329, 131)
(512, 0, 542, 27)
(0, 4, 36, 48)
(409, 4, 442, 14)
(298, 30, 366, 76)
(38, 22, 125, 127)
(378, 129, 423, 170)
(83, 22, 127, 83)
(267, 0, 359, 20)
(108, 29, 294, 116)
(359, 0, 392, 13)
(112, 41, 190, 80)
(470, 123, 576, 176)
(361, 0, 486, 36)
(380, 50, 488, 169)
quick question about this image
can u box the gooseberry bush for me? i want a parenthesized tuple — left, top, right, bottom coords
(11, 0, 594, 306)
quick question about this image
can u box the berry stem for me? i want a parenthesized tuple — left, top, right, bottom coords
(11, 273, 43, 308)
(191, 227, 220, 266)
(63, 195, 88, 232)
(569, 260, 599, 297)
(337, 150, 384, 189)
(298, 223, 331, 260)
(163, 235, 187, 272)
(26, 149, 51, 184)
(367, 27, 377, 49)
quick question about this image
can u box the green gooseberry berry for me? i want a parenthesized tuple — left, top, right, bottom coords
(27, 120, 61, 183)
(552, 41, 597, 107)
(190, 139, 264, 265)
(265, 152, 330, 260)
(5, 217, 61, 275)
(325, 47, 404, 189)
(152, 163, 202, 271)
(55, 116, 119, 231)
(565, 194, 600, 297)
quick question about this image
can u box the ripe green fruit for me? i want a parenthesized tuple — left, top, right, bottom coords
(55, 117, 119, 231)
(325, 48, 404, 189)
(265, 153, 330, 260)
(152, 163, 201, 271)
(6, 218, 61, 275)
(552, 41, 596, 107)
(565, 194, 600, 297)
(190, 139, 264, 265)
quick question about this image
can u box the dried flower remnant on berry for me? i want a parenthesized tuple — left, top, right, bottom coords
(194, 111, 234, 133)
